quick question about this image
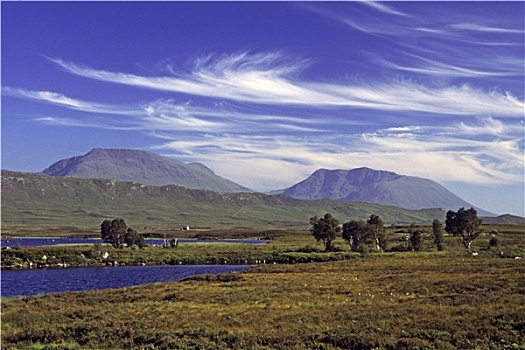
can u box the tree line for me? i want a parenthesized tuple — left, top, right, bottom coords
(310, 207, 483, 252)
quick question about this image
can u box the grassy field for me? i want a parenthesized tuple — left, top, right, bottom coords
(2, 225, 525, 349)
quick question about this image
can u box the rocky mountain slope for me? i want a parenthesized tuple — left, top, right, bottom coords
(278, 168, 494, 216)
(42, 148, 251, 193)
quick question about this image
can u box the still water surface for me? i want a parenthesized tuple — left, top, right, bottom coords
(1, 265, 250, 297)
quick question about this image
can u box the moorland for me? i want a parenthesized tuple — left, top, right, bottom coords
(1, 222, 525, 349)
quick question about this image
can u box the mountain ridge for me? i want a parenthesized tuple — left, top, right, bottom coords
(42, 148, 251, 193)
(278, 167, 494, 216)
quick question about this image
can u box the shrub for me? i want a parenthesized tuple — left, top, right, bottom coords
(489, 236, 499, 248)
(180, 272, 243, 283)
(389, 244, 410, 252)
(297, 245, 322, 253)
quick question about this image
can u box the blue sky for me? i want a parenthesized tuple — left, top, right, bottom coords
(2, 1, 524, 216)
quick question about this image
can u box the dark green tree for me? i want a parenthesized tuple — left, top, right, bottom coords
(100, 220, 111, 243)
(101, 218, 127, 248)
(125, 228, 145, 248)
(432, 219, 445, 251)
(409, 229, 423, 252)
(489, 236, 499, 248)
(367, 214, 386, 252)
(445, 207, 483, 250)
(310, 213, 341, 251)
(407, 222, 423, 252)
(342, 220, 369, 252)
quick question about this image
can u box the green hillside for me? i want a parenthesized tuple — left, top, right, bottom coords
(2, 171, 450, 234)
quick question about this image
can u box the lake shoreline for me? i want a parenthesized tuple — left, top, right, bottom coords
(1, 258, 265, 270)
(1, 264, 252, 297)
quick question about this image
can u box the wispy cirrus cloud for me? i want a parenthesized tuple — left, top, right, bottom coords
(454, 117, 524, 136)
(361, 118, 524, 184)
(2, 87, 330, 135)
(2, 88, 81, 108)
(359, 1, 410, 17)
(35, 116, 142, 131)
(451, 23, 524, 34)
(301, 2, 524, 89)
(48, 54, 524, 117)
(374, 53, 521, 78)
(1, 87, 137, 115)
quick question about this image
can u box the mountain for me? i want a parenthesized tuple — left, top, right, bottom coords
(1, 170, 449, 232)
(42, 148, 251, 193)
(278, 167, 494, 216)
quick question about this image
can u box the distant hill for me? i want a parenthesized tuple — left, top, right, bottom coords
(1, 171, 450, 232)
(278, 168, 494, 216)
(42, 148, 251, 193)
(481, 214, 525, 225)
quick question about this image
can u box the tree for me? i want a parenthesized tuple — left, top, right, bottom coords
(407, 222, 423, 252)
(310, 213, 341, 251)
(100, 219, 111, 244)
(489, 236, 499, 248)
(409, 230, 423, 252)
(445, 207, 483, 250)
(342, 215, 388, 253)
(432, 219, 444, 251)
(125, 228, 145, 249)
(367, 214, 386, 252)
(101, 218, 127, 248)
(342, 220, 369, 252)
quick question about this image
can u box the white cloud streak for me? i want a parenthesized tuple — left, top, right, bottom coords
(451, 23, 524, 34)
(376, 54, 520, 78)
(359, 1, 410, 17)
(1, 87, 137, 115)
(2, 87, 333, 135)
(48, 54, 524, 117)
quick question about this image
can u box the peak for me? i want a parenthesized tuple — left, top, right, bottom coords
(354, 167, 376, 171)
(84, 148, 158, 159)
(351, 167, 396, 174)
(313, 167, 398, 176)
(87, 148, 145, 155)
